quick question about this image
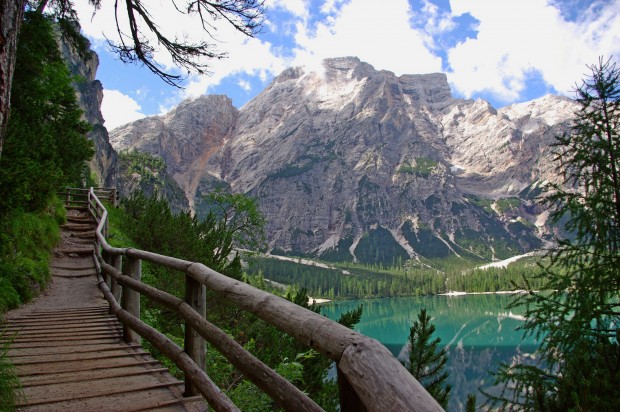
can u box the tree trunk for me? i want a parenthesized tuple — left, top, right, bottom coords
(0, 0, 26, 158)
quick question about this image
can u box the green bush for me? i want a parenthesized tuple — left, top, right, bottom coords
(0, 329, 23, 411)
(0, 202, 61, 312)
(398, 157, 438, 176)
(495, 197, 521, 213)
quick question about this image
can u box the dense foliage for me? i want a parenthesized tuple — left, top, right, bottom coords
(202, 188, 266, 252)
(404, 309, 451, 408)
(0, 329, 22, 410)
(0, 11, 93, 214)
(117, 150, 189, 213)
(120, 191, 243, 280)
(120, 150, 167, 181)
(0, 11, 92, 312)
(489, 57, 620, 410)
(0, 201, 64, 312)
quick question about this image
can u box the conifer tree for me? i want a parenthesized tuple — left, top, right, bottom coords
(465, 394, 476, 412)
(489, 57, 620, 410)
(404, 308, 451, 409)
(0, 11, 93, 214)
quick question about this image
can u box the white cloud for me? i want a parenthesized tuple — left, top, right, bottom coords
(320, 0, 346, 15)
(181, 32, 287, 100)
(268, 0, 309, 19)
(238, 79, 252, 92)
(291, 0, 442, 76)
(447, 0, 620, 104)
(74, 0, 620, 112)
(416, 0, 457, 37)
(101, 90, 146, 130)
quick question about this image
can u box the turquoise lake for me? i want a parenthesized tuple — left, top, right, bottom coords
(321, 294, 538, 411)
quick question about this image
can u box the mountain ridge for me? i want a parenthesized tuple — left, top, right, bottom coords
(110, 57, 575, 265)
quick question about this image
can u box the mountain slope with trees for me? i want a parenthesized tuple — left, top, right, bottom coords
(0, 11, 94, 312)
(0, 10, 96, 408)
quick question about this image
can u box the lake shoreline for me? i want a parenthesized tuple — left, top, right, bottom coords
(311, 289, 532, 303)
(320, 293, 537, 411)
(308, 296, 332, 305)
(439, 289, 529, 296)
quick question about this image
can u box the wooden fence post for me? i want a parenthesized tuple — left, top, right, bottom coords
(121, 256, 141, 344)
(102, 250, 111, 285)
(109, 254, 122, 313)
(337, 366, 367, 412)
(184, 274, 206, 396)
(111, 188, 117, 207)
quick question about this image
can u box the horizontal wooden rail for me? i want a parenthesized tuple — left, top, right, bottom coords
(92, 254, 240, 411)
(78, 187, 443, 412)
(63, 186, 119, 207)
(96, 256, 322, 411)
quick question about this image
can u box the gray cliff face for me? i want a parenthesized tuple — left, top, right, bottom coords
(110, 57, 576, 264)
(58, 33, 118, 187)
(443, 95, 575, 197)
(58, 27, 190, 210)
(111, 95, 238, 210)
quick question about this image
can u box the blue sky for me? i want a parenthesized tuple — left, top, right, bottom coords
(73, 0, 620, 130)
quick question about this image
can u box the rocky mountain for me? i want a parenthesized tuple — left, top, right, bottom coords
(110, 57, 576, 265)
(59, 28, 186, 209)
(111, 94, 238, 211)
(58, 31, 117, 187)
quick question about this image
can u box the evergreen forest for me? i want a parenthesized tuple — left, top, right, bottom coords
(246, 255, 548, 299)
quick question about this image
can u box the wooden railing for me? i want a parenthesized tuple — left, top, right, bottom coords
(79, 187, 442, 412)
(62, 186, 119, 208)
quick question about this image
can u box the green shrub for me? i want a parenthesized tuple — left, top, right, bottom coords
(494, 197, 521, 213)
(0, 329, 23, 411)
(0, 204, 60, 312)
(398, 157, 438, 176)
(0, 278, 20, 313)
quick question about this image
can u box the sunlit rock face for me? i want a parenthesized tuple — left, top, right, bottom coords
(110, 57, 576, 264)
(443, 94, 575, 196)
(110, 95, 238, 211)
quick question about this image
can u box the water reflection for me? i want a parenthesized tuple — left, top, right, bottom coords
(321, 295, 537, 411)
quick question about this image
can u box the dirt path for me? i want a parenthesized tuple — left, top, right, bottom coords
(3, 209, 206, 411)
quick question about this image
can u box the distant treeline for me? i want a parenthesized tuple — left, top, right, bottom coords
(246, 256, 548, 299)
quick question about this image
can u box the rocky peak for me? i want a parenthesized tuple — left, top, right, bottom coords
(500, 94, 576, 128)
(398, 73, 452, 107)
(110, 94, 238, 209)
(110, 57, 577, 265)
(442, 94, 575, 197)
(322, 56, 374, 80)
